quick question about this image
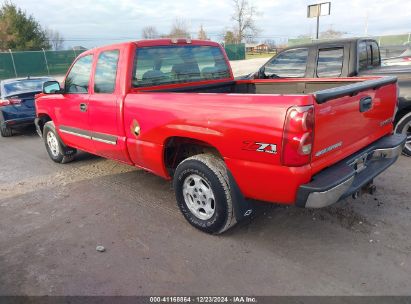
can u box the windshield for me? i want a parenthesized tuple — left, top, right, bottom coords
(132, 45, 231, 87)
(2, 79, 49, 96)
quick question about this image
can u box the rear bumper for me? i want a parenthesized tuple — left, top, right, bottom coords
(296, 134, 406, 208)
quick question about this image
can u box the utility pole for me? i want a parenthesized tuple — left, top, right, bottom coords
(365, 11, 369, 36)
(8, 49, 17, 77)
(307, 2, 331, 40)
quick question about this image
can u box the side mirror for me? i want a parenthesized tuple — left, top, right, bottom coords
(43, 81, 62, 94)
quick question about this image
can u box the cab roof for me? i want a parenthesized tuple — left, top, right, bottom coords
(80, 39, 222, 56)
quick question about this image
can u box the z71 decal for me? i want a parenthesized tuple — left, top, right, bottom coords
(243, 141, 277, 154)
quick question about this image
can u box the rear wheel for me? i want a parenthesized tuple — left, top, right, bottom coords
(43, 121, 76, 163)
(173, 154, 237, 234)
(395, 112, 411, 156)
(0, 124, 12, 137)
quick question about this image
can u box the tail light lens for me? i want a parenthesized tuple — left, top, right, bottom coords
(0, 98, 22, 107)
(282, 105, 314, 167)
(403, 57, 411, 62)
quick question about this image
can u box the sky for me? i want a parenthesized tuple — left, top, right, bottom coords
(5, 0, 411, 48)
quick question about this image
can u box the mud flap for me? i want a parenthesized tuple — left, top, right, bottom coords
(227, 170, 254, 223)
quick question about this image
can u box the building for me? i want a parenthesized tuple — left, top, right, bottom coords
(245, 43, 269, 53)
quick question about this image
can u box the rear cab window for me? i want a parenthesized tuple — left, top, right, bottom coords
(264, 48, 308, 78)
(358, 40, 381, 71)
(317, 48, 344, 77)
(94, 50, 120, 93)
(132, 45, 231, 88)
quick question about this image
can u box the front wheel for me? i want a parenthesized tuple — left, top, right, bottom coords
(173, 154, 237, 234)
(395, 112, 411, 156)
(43, 121, 76, 163)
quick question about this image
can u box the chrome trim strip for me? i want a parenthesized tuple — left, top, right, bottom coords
(60, 128, 92, 140)
(92, 136, 117, 145)
(305, 176, 354, 209)
(59, 125, 118, 145)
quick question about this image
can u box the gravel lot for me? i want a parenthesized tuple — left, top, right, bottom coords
(0, 58, 410, 296)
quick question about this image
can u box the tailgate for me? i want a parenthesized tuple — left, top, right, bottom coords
(311, 76, 398, 174)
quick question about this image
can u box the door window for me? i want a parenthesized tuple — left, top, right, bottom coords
(65, 55, 93, 93)
(264, 48, 308, 78)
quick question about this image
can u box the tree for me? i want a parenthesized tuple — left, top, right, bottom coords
(197, 25, 208, 40)
(168, 18, 190, 38)
(231, 0, 260, 43)
(264, 39, 276, 51)
(0, 1, 50, 51)
(142, 26, 159, 39)
(223, 31, 237, 44)
(320, 29, 346, 39)
(46, 28, 64, 50)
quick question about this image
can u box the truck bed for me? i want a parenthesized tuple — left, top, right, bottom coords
(141, 78, 364, 95)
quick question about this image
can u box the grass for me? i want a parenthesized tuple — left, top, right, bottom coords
(246, 52, 275, 60)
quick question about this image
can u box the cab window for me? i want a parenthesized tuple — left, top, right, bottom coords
(369, 41, 380, 67)
(94, 50, 120, 93)
(132, 45, 231, 87)
(317, 48, 344, 77)
(358, 42, 368, 71)
(264, 48, 308, 78)
(65, 55, 93, 93)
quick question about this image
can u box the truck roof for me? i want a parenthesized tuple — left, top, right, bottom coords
(284, 37, 377, 50)
(80, 39, 223, 57)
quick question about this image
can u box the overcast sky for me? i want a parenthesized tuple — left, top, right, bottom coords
(6, 0, 411, 48)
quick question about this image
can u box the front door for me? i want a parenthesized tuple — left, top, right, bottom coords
(56, 54, 94, 152)
(88, 49, 129, 162)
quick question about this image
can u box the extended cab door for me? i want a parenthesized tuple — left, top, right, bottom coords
(57, 54, 94, 152)
(88, 49, 130, 163)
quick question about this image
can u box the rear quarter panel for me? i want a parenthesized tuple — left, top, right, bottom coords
(123, 92, 314, 204)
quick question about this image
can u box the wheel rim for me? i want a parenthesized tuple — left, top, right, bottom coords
(46, 131, 60, 157)
(399, 121, 411, 152)
(182, 174, 216, 221)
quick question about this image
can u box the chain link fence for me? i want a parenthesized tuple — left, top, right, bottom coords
(224, 43, 246, 61)
(0, 49, 86, 80)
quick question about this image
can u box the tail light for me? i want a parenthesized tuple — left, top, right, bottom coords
(402, 57, 411, 62)
(0, 98, 22, 107)
(281, 105, 314, 167)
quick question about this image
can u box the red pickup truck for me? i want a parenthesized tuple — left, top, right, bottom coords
(35, 39, 405, 234)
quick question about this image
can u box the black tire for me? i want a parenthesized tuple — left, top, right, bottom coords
(43, 121, 76, 164)
(173, 154, 237, 234)
(0, 124, 12, 137)
(395, 112, 411, 157)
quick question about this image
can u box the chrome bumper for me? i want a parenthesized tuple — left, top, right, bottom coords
(297, 134, 406, 209)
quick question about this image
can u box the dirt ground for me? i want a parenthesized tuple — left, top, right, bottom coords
(0, 126, 410, 296)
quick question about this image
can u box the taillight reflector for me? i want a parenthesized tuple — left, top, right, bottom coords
(0, 98, 22, 107)
(282, 105, 314, 167)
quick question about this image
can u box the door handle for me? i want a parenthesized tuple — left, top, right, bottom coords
(79, 103, 88, 112)
(359, 96, 373, 113)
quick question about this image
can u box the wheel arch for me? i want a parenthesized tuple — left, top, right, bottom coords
(163, 136, 224, 177)
(35, 113, 52, 136)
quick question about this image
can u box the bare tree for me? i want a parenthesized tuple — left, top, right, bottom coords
(168, 18, 190, 38)
(142, 26, 159, 39)
(264, 39, 276, 50)
(197, 25, 208, 40)
(231, 0, 260, 43)
(320, 29, 346, 39)
(46, 28, 64, 50)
